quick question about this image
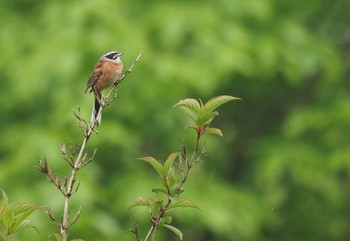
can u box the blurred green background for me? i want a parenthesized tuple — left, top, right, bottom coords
(0, 0, 349, 240)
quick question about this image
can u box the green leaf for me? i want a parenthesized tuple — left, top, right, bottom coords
(197, 110, 218, 127)
(12, 203, 41, 215)
(5, 233, 18, 241)
(163, 152, 179, 178)
(152, 188, 167, 194)
(205, 127, 223, 137)
(2, 209, 15, 233)
(167, 198, 201, 211)
(174, 98, 201, 122)
(10, 203, 42, 233)
(129, 197, 154, 210)
(16, 220, 39, 233)
(167, 175, 180, 197)
(203, 95, 241, 113)
(161, 224, 183, 240)
(163, 215, 172, 224)
(49, 233, 61, 241)
(151, 200, 163, 216)
(0, 189, 9, 213)
(185, 124, 199, 130)
(138, 156, 164, 178)
(0, 191, 41, 238)
(0, 231, 7, 241)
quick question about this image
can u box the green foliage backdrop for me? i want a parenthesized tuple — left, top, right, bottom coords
(0, 0, 349, 240)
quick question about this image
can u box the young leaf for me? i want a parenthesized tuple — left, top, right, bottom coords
(0, 189, 8, 213)
(197, 110, 218, 127)
(166, 174, 180, 197)
(49, 233, 62, 241)
(167, 198, 201, 212)
(161, 224, 183, 240)
(185, 124, 198, 131)
(2, 209, 15, 233)
(12, 203, 40, 215)
(205, 127, 223, 137)
(16, 220, 39, 233)
(151, 200, 163, 216)
(163, 152, 179, 178)
(9, 203, 42, 233)
(163, 215, 173, 224)
(0, 231, 7, 241)
(129, 197, 154, 210)
(173, 98, 201, 122)
(152, 188, 167, 194)
(138, 156, 164, 178)
(203, 95, 241, 113)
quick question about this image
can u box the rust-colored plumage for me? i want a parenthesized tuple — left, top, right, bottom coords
(85, 51, 123, 125)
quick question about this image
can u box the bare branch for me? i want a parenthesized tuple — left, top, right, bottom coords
(47, 208, 60, 227)
(64, 176, 68, 190)
(58, 144, 67, 155)
(69, 206, 82, 228)
(130, 219, 140, 241)
(72, 180, 80, 195)
(106, 51, 144, 100)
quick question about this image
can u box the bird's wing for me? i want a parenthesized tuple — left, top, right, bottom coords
(85, 60, 104, 93)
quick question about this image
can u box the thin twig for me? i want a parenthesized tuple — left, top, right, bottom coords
(110, 51, 144, 92)
(130, 219, 140, 241)
(106, 51, 144, 105)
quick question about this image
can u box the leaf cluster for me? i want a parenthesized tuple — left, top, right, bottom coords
(174, 95, 241, 137)
(0, 189, 41, 241)
(129, 95, 239, 240)
(131, 152, 195, 240)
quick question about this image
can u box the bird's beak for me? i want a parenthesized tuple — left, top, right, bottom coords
(118, 52, 123, 57)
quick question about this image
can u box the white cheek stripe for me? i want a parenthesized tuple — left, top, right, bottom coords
(113, 57, 122, 64)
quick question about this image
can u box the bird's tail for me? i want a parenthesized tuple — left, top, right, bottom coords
(91, 93, 102, 126)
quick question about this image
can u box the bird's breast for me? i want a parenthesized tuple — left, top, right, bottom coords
(96, 62, 123, 91)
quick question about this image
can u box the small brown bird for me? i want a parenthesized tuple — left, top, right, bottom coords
(85, 51, 123, 125)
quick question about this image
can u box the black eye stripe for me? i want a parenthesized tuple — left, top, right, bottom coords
(104, 51, 122, 60)
(105, 53, 117, 59)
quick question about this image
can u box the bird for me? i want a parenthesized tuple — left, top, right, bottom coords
(85, 51, 124, 125)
